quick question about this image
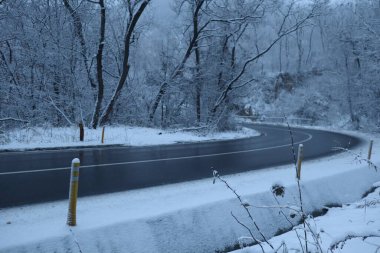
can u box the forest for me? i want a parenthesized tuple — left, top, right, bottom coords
(0, 0, 379, 132)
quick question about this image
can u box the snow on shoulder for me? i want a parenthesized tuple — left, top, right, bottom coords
(232, 183, 380, 253)
(0, 125, 260, 151)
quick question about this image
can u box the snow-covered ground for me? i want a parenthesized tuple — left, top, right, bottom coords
(0, 125, 259, 151)
(233, 182, 380, 253)
(0, 129, 379, 253)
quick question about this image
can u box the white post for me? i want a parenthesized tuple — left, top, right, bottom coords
(67, 158, 80, 226)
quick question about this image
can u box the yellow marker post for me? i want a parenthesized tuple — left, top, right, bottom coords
(101, 126, 105, 144)
(296, 144, 304, 180)
(368, 140, 373, 161)
(67, 158, 80, 226)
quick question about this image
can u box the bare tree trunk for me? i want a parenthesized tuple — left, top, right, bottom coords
(149, 82, 168, 123)
(317, 18, 326, 52)
(90, 0, 106, 129)
(285, 34, 290, 71)
(344, 54, 359, 129)
(296, 27, 303, 77)
(193, 2, 202, 124)
(306, 26, 314, 65)
(0, 49, 19, 87)
(279, 40, 282, 72)
(53, 75, 62, 126)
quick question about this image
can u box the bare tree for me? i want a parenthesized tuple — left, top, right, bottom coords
(97, 0, 151, 127)
(90, 0, 106, 128)
(209, 0, 323, 121)
(63, 0, 97, 89)
(148, 0, 208, 124)
(2, 0, 380, 131)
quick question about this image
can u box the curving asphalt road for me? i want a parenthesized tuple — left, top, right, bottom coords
(0, 124, 361, 208)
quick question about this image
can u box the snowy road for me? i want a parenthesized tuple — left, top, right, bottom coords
(0, 124, 361, 208)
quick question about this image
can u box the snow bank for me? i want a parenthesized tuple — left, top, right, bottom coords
(0, 126, 259, 151)
(233, 184, 380, 253)
(0, 136, 379, 253)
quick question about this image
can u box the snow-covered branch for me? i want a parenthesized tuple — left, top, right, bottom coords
(0, 117, 29, 123)
(332, 147, 378, 172)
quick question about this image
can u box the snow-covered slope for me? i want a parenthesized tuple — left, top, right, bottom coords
(233, 182, 380, 253)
